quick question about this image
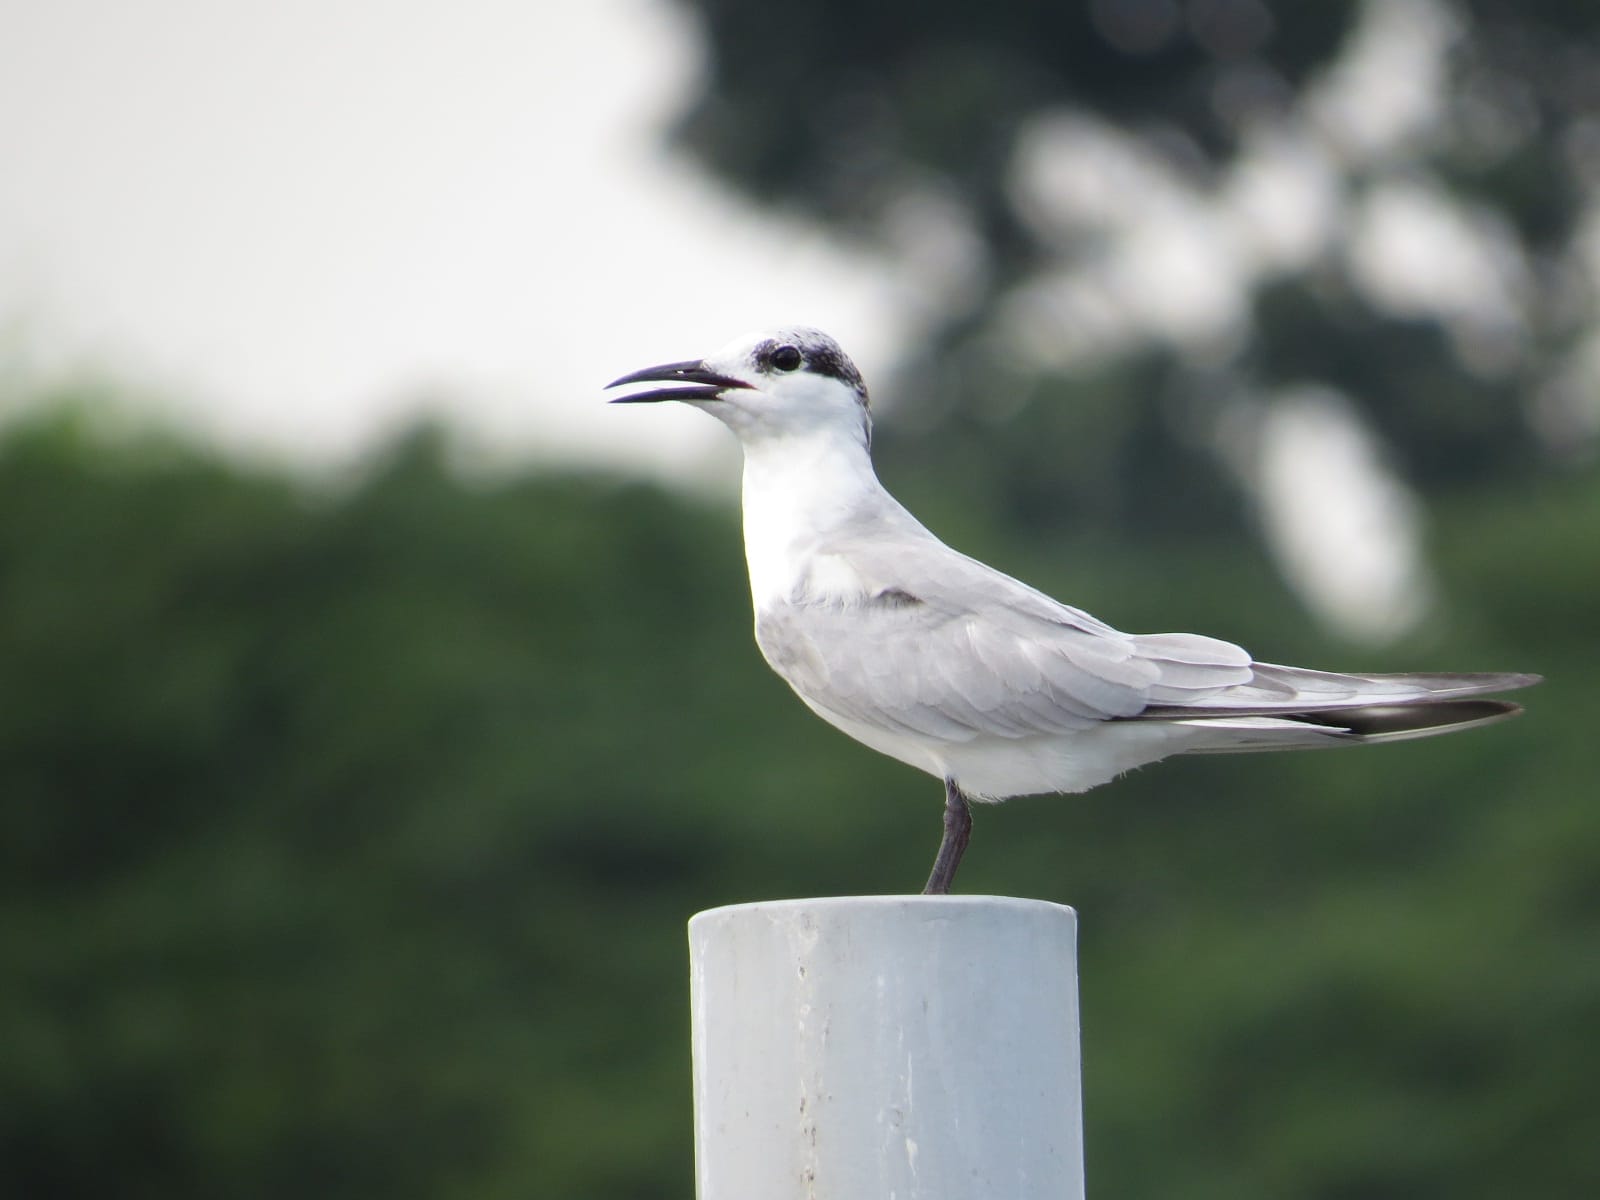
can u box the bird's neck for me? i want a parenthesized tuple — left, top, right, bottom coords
(738, 426, 890, 609)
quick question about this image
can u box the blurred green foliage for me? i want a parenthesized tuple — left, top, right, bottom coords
(674, 0, 1600, 530)
(0, 404, 1592, 1198)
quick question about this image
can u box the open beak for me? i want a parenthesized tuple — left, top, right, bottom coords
(605, 359, 754, 404)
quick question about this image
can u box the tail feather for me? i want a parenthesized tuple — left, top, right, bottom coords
(1309, 698, 1525, 740)
(1138, 667, 1538, 754)
(1141, 666, 1541, 718)
(1169, 697, 1526, 753)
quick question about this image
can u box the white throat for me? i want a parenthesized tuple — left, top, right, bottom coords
(738, 424, 886, 610)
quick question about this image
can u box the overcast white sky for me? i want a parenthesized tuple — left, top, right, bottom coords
(0, 0, 905, 479)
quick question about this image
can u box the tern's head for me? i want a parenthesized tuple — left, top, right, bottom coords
(607, 327, 871, 447)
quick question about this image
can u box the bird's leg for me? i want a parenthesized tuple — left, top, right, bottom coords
(921, 778, 972, 895)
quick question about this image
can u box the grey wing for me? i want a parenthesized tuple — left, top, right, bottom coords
(756, 599, 1125, 742)
(755, 541, 1258, 742)
(1135, 661, 1542, 715)
(823, 534, 1537, 720)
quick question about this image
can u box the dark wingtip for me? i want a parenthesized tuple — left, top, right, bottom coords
(1326, 698, 1527, 741)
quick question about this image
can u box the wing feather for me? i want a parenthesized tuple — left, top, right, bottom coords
(754, 535, 1248, 740)
(752, 525, 1536, 748)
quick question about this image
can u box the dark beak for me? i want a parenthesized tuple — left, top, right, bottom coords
(605, 359, 754, 404)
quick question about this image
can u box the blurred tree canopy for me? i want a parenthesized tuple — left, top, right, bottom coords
(673, 0, 1600, 535)
(0, 401, 1592, 1199)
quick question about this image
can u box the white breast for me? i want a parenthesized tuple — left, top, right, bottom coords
(739, 428, 883, 609)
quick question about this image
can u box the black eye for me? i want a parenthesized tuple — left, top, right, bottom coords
(770, 344, 803, 372)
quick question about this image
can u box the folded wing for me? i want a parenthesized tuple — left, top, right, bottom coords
(756, 534, 1537, 747)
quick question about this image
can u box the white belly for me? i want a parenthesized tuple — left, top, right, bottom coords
(794, 692, 1199, 801)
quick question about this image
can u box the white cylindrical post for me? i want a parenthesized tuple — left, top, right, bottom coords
(689, 895, 1083, 1199)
